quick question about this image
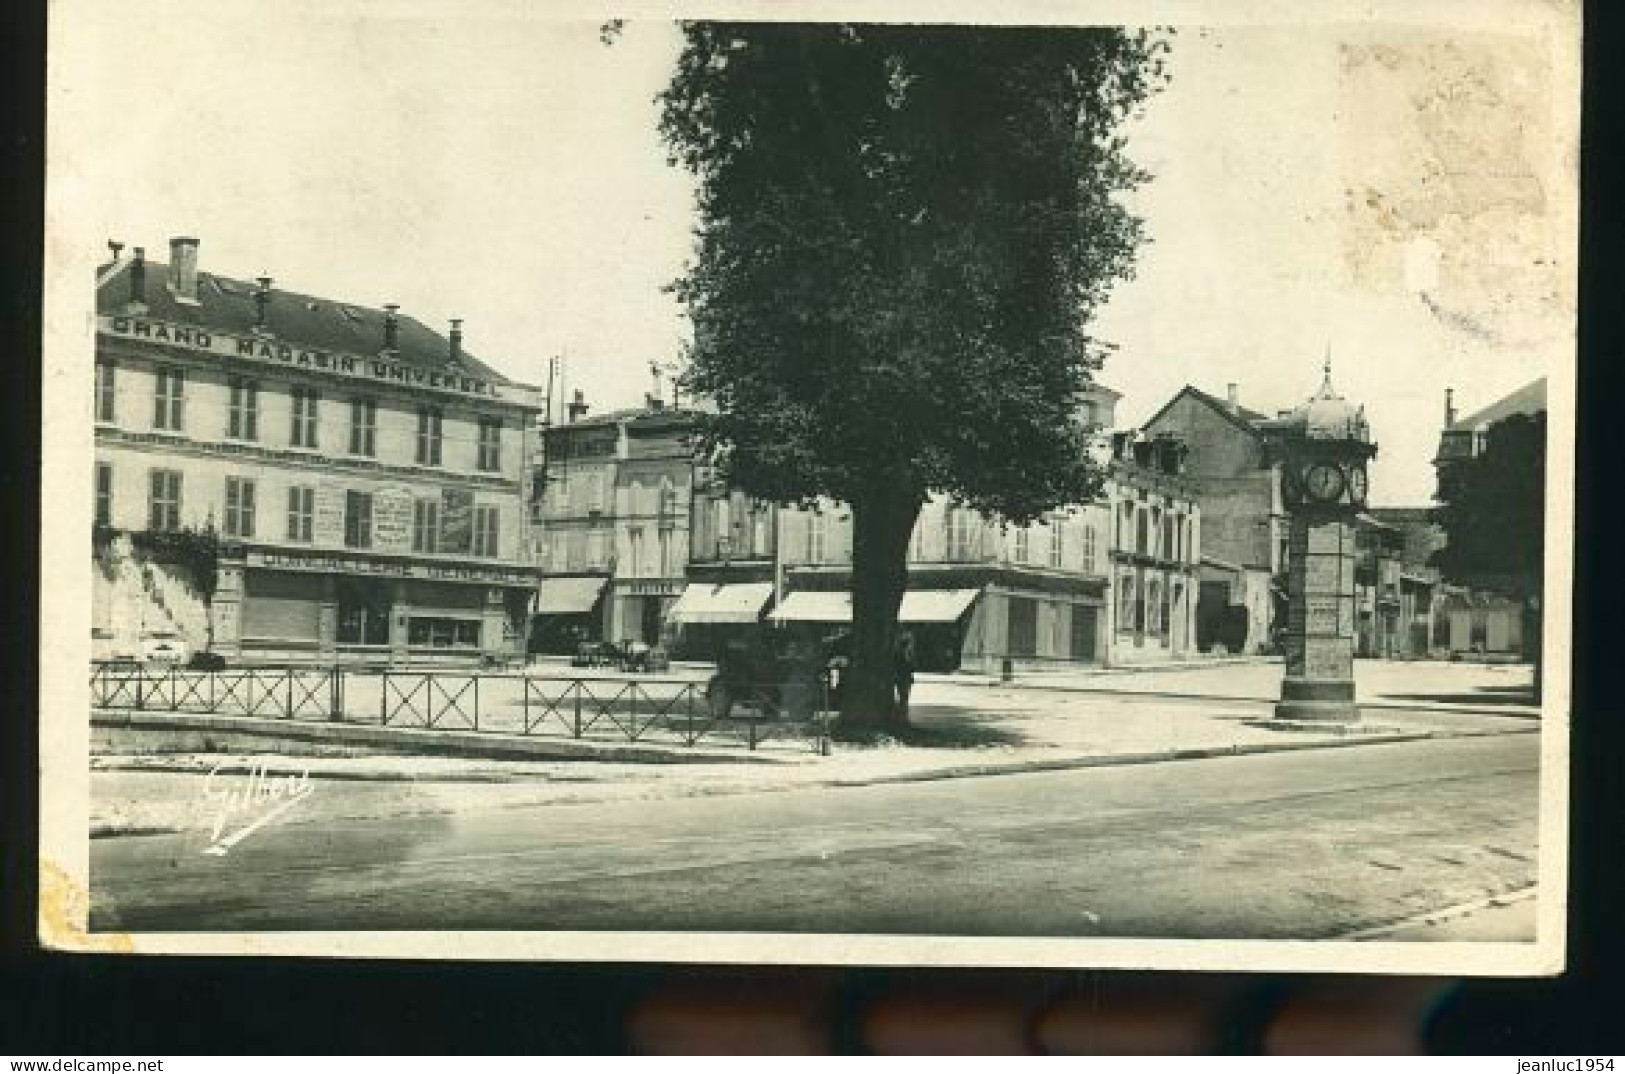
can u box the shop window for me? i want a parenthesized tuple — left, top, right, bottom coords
(408, 618, 482, 648)
(349, 397, 377, 456)
(336, 579, 390, 645)
(286, 486, 315, 543)
(95, 360, 116, 424)
(473, 505, 500, 558)
(477, 418, 502, 472)
(153, 366, 184, 432)
(416, 406, 444, 466)
(148, 469, 182, 531)
(227, 377, 259, 440)
(345, 490, 373, 549)
(290, 387, 320, 448)
(94, 463, 113, 527)
(224, 476, 256, 538)
(413, 498, 440, 553)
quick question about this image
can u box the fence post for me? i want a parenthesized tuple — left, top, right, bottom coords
(522, 676, 530, 734)
(686, 684, 695, 746)
(286, 670, 295, 720)
(473, 675, 480, 732)
(329, 668, 341, 721)
(135, 669, 145, 711)
(748, 703, 758, 751)
(380, 671, 389, 725)
(573, 683, 582, 739)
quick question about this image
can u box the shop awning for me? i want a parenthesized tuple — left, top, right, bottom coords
(770, 588, 981, 624)
(533, 575, 608, 615)
(668, 582, 774, 624)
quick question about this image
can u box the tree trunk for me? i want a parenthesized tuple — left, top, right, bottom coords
(839, 490, 923, 734)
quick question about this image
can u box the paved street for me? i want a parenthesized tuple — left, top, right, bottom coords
(91, 733, 1538, 939)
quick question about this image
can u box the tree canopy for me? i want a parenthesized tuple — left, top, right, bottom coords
(1431, 411, 1546, 598)
(659, 23, 1168, 521)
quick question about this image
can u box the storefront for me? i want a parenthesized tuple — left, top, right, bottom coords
(530, 574, 609, 655)
(770, 586, 986, 674)
(666, 582, 774, 660)
(609, 578, 686, 648)
(223, 547, 535, 665)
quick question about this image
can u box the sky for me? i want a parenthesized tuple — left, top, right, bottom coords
(52, 2, 1577, 506)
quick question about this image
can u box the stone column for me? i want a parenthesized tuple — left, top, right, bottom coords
(211, 562, 244, 659)
(1276, 510, 1358, 722)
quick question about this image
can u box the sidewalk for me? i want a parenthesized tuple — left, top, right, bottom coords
(91, 674, 1536, 839)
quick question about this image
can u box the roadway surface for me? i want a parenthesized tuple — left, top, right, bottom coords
(89, 732, 1538, 939)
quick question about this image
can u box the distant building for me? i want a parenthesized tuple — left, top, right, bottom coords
(92, 237, 545, 666)
(1363, 507, 1446, 659)
(1141, 383, 1288, 654)
(680, 384, 1202, 671)
(528, 392, 695, 653)
(1433, 376, 1547, 501)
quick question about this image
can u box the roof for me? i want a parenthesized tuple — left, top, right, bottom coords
(1141, 385, 1269, 442)
(97, 255, 513, 386)
(551, 405, 700, 433)
(1449, 377, 1547, 431)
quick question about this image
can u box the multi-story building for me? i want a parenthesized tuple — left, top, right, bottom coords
(1141, 382, 1291, 654)
(678, 385, 1201, 671)
(1101, 433, 1203, 664)
(528, 392, 695, 652)
(92, 237, 544, 666)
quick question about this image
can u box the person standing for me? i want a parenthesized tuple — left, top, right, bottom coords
(892, 630, 917, 718)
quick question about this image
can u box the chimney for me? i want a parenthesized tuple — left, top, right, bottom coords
(253, 276, 272, 332)
(1226, 382, 1240, 412)
(1444, 387, 1457, 428)
(448, 318, 463, 365)
(382, 304, 399, 352)
(567, 389, 588, 422)
(107, 240, 124, 263)
(168, 236, 199, 301)
(129, 247, 147, 306)
(645, 392, 665, 411)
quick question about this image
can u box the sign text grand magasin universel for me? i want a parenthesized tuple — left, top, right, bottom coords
(100, 315, 514, 400)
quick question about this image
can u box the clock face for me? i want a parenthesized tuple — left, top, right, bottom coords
(1346, 464, 1369, 505)
(1303, 462, 1346, 504)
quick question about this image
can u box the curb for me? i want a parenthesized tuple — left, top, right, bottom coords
(1335, 885, 1539, 941)
(973, 680, 1542, 720)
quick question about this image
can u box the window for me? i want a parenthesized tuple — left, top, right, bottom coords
(1049, 517, 1064, 568)
(1014, 526, 1030, 564)
(286, 486, 315, 542)
(1083, 524, 1098, 575)
(148, 469, 182, 531)
(947, 508, 975, 561)
(658, 529, 672, 577)
(628, 526, 644, 575)
(290, 387, 320, 448)
(472, 504, 500, 557)
(807, 511, 827, 564)
(344, 490, 373, 549)
(412, 498, 440, 553)
(1146, 580, 1163, 634)
(749, 505, 768, 555)
(713, 499, 731, 554)
(223, 477, 256, 538)
(416, 406, 443, 465)
(227, 377, 259, 440)
(95, 463, 112, 526)
(477, 418, 502, 472)
(1118, 501, 1134, 553)
(1118, 571, 1138, 632)
(153, 366, 184, 431)
(1135, 508, 1149, 555)
(349, 397, 377, 456)
(336, 578, 390, 646)
(408, 618, 481, 648)
(1162, 510, 1177, 561)
(95, 360, 116, 423)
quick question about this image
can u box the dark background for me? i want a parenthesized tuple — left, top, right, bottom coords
(2, 0, 1619, 1053)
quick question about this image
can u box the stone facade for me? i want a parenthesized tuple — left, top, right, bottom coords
(92, 237, 543, 666)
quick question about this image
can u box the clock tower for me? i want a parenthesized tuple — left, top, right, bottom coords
(1264, 362, 1376, 724)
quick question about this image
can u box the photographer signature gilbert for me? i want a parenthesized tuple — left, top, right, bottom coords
(201, 760, 315, 856)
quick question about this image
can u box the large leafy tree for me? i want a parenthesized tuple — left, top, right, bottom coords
(1432, 411, 1547, 692)
(658, 23, 1168, 729)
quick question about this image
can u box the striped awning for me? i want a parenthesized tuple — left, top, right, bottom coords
(771, 588, 981, 624)
(533, 575, 608, 615)
(667, 583, 774, 624)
